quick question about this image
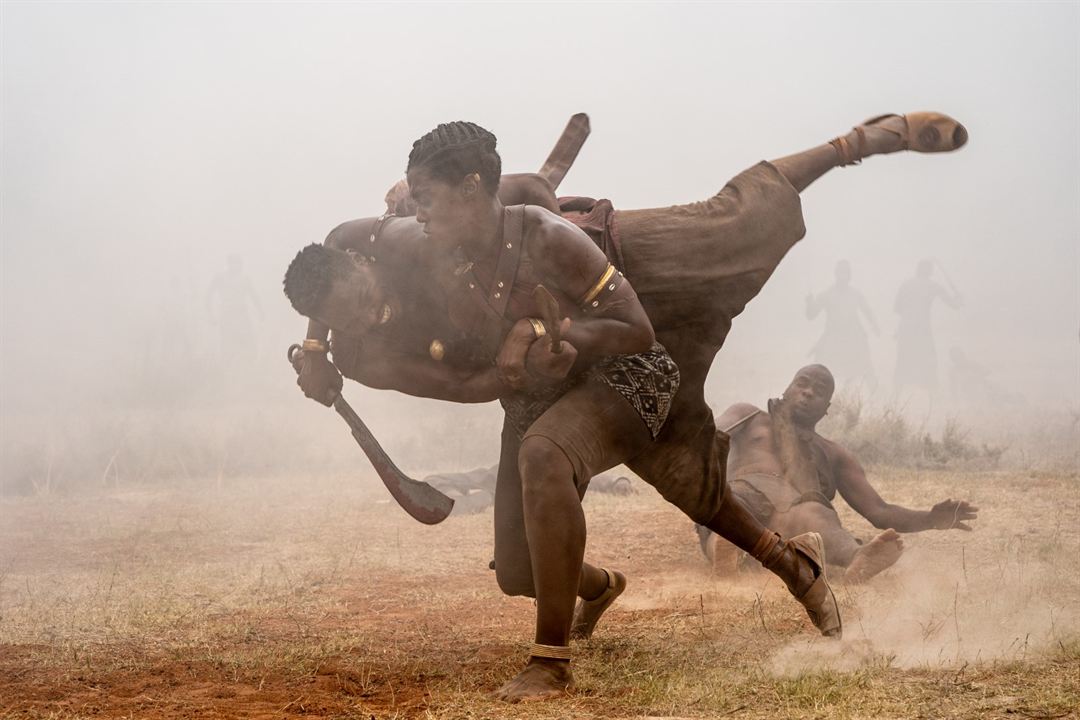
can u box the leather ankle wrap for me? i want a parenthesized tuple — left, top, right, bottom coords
(751, 530, 786, 569)
(829, 126, 867, 167)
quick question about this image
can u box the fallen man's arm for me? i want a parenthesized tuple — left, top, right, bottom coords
(833, 444, 979, 532)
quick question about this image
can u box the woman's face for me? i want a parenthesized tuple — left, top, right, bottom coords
(407, 166, 477, 248)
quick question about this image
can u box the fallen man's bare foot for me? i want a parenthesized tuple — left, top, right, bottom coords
(845, 528, 905, 583)
(492, 659, 574, 702)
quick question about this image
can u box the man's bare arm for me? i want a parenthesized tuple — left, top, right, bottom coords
(833, 445, 978, 532)
(349, 348, 507, 404)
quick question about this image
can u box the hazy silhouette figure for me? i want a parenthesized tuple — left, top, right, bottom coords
(893, 259, 962, 394)
(805, 260, 878, 389)
(206, 255, 263, 367)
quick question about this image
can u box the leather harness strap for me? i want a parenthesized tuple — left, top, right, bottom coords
(460, 204, 526, 322)
(361, 212, 394, 264)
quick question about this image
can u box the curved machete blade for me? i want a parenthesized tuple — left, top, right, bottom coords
(334, 395, 454, 524)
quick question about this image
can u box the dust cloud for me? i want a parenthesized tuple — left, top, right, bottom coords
(770, 542, 1079, 675)
(1, 0, 1076, 558)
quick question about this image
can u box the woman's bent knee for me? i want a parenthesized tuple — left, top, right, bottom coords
(518, 435, 574, 491)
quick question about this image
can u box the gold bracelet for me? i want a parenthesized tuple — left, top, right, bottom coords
(528, 642, 572, 660)
(528, 318, 547, 339)
(302, 338, 329, 353)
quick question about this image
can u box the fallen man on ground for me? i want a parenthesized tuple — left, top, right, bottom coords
(696, 364, 980, 582)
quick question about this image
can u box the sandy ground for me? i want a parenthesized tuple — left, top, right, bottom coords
(1, 466, 1077, 719)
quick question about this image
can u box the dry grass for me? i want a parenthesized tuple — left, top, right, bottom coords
(1, 467, 1077, 719)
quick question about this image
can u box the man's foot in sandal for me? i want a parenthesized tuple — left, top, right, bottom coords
(831, 112, 969, 165)
(755, 530, 843, 638)
(569, 568, 627, 640)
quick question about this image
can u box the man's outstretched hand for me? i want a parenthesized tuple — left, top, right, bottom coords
(928, 498, 979, 531)
(292, 348, 343, 407)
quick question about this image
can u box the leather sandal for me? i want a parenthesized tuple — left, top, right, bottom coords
(785, 532, 843, 638)
(831, 112, 969, 166)
(756, 530, 842, 638)
(569, 568, 627, 640)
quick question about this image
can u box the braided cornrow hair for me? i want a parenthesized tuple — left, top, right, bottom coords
(407, 121, 502, 194)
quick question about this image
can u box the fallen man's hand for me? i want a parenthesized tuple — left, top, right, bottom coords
(929, 498, 979, 531)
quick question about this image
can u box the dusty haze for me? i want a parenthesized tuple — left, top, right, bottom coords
(2, 2, 1078, 490)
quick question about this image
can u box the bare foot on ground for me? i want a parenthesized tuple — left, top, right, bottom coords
(492, 659, 574, 702)
(845, 529, 904, 583)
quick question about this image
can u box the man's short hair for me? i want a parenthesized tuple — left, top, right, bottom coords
(407, 121, 502, 195)
(282, 244, 353, 317)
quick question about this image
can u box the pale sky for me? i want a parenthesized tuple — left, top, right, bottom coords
(2, 2, 1077, 474)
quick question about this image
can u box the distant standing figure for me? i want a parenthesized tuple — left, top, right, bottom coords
(206, 255, 263, 365)
(805, 260, 878, 388)
(893, 259, 961, 393)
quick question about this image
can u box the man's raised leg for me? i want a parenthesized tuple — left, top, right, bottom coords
(770, 112, 968, 192)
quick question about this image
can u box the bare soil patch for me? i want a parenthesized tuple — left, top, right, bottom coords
(1, 468, 1077, 718)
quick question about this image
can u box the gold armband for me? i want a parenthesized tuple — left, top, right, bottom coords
(527, 318, 547, 339)
(580, 263, 617, 309)
(302, 338, 329, 353)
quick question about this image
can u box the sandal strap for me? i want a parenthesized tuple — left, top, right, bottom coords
(829, 126, 868, 167)
(600, 567, 616, 593)
(861, 113, 909, 149)
(751, 530, 786, 568)
(529, 642, 572, 660)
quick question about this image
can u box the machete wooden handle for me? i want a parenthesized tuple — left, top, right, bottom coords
(533, 285, 562, 354)
(287, 343, 339, 406)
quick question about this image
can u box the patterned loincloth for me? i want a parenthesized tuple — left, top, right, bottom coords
(501, 342, 679, 440)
